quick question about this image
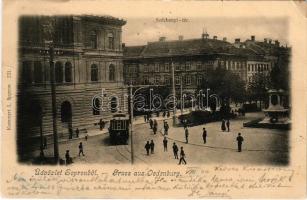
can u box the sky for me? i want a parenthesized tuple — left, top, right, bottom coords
(122, 17, 289, 47)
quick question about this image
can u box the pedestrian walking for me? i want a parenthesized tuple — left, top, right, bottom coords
(144, 115, 147, 123)
(145, 141, 151, 155)
(153, 125, 157, 135)
(185, 127, 189, 143)
(167, 111, 170, 118)
(163, 111, 166, 118)
(221, 119, 226, 132)
(99, 119, 104, 131)
(69, 127, 73, 139)
(226, 119, 230, 132)
(65, 150, 71, 165)
(164, 121, 169, 135)
(179, 147, 187, 165)
(172, 142, 178, 159)
(85, 133, 88, 141)
(78, 142, 85, 156)
(150, 140, 155, 154)
(153, 119, 158, 129)
(202, 128, 207, 144)
(236, 133, 244, 152)
(149, 119, 153, 129)
(76, 128, 79, 138)
(163, 137, 168, 152)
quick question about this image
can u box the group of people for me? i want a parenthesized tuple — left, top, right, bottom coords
(144, 137, 187, 165)
(65, 142, 85, 165)
(149, 119, 158, 134)
(221, 119, 231, 132)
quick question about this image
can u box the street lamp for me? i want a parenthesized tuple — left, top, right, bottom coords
(171, 61, 176, 126)
(199, 89, 203, 110)
(149, 88, 153, 111)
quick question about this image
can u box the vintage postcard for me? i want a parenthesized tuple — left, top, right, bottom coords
(1, 0, 306, 198)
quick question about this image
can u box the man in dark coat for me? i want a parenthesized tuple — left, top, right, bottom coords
(185, 127, 189, 144)
(226, 119, 230, 132)
(99, 119, 104, 131)
(236, 133, 244, 152)
(164, 121, 169, 135)
(150, 140, 155, 154)
(163, 137, 168, 152)
(172, 142, 179, 159)
(149, 119, 153, 129)
(65, 150, 71, 165)
(202, 128, 207, 144)
(179, 147, 187, 165)
(153, 125, 157, 135)
(79, 142, 85, 156)
(221, 119, 226, 132)
(76, 128, 79, 138)
(145, 141, 151, 155)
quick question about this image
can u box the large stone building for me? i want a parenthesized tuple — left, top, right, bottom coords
(18, 15, 127, 159)
(123, 34, 288, 92)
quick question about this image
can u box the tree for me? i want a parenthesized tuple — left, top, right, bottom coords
(247, 72, 270, 109)
(199, 67, 247, 105)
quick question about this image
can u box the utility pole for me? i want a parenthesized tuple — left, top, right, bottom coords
(171, 61, 176, 126)
(49, 44, 59, 163)
(180, 76, 183, 115)
(129, 83, 134, 164)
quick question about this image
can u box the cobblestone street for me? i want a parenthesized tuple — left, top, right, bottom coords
(34, 112, 289, 166)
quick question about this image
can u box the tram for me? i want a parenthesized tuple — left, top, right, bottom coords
(109, 114, 130, 144)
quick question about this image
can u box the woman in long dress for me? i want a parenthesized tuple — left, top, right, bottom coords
(221, 119, 226, 131)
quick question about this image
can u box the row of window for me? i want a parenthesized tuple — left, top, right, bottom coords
(89, 31, 115, 50)
(247, 63, 270, 72)
(225, 61, 246, 71)
(140, 61, 215, 73)
(21, 61, 117, 84)
(22, 61, 73, 84)
(142, 75, 203, 86)
(90, 64, 116, 82)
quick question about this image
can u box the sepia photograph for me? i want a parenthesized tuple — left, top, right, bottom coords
(2, 0, 306, 198)
(17, 15, 290, 165)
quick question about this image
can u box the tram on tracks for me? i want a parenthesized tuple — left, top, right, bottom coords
(109, 114, 130, 144)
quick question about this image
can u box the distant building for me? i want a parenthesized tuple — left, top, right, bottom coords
(124, 34, 289, 90)
(18, 15, 127, 159)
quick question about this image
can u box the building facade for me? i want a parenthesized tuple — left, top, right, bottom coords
(18, 16, 127, 159)
(124, 34, 288, 91)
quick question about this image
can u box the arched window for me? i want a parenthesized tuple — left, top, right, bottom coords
(55, 62, 63, 83)
(92, 98, 100, 115)
(109, 64, 115, 81)
(108, 33, 114, 49)
(61, 101, 72, 123)
(90, 31, 97, 49)
(91, 64, 98, 82)
(110, 97, 118, 113)
(65, 62, 72, 82)
(34, 61, 43, 83)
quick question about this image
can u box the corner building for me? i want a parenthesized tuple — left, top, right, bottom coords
(17, 16, 127, 159)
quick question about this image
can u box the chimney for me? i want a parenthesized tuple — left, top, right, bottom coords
(251, 35, 255, 41)
(264, 38, 267, 43)
(235, 38, 241, 43)
(213, 36, 217, 40)
(269, 39, 272, 44)
(223, 37, 227, 41)
(275, 40, 280, 47)
(178, 35, 184, 41)
(202, 32, 209, 39)
(159, 36, 166, 42)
